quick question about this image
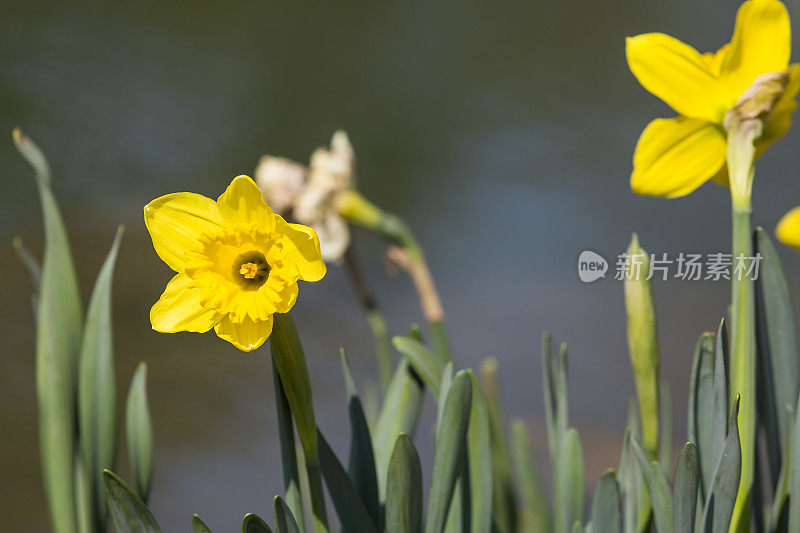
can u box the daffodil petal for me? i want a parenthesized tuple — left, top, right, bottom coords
(776, 206, 800, 251)
(217, 174, 276, 230)
(759, 63, 800, 153)
(702, 43, 730, 76)
(720, 0, 791, 98)
(150, 274, 220, 333)
(144, 192, 222, 271)
(626, 33, 728, 122)
(214, 314, 273, 352)
(631, 117, 727, 198)
(274, 216, 327, 282)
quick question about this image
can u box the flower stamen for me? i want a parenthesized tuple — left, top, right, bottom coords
(233, 251, 270, 289)
(240, 262, 261, 279)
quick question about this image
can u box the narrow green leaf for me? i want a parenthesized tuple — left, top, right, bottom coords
(755, 227, 799, 485)
(270, 313, 319, 464)
(373, 360, 424, 503)
(103, 470, 160, 533)
(340, 349, 381, 530)
(710, 320, 729, 478)
(554, 428, 584, 533)
(480, 357, 517, 533)
(12, 236, 42, 289)
(570, 521, 584, 533)
(272, 360, 305, 533)
(79, 226, 123, 527)
(386, 434, 423, 533)
(273, 496, 301, 533)
(688, 332, 716, 498)
(242, 513, 273, 533)
(17, 128, 83, 533)
(436, 363, 454, 439)
(543, 335, 569, 474)
(618, 425, 650, 533)
(465, 370, 492, 533)
(542, 333, 558, 465)
(788, 389, 800, 532)
(631, 437, 673, 533)
(590, 470, 621, 533)
(126, 362, 154, 503)
(659, 381, 673, 472)
(768, 405, 793, 532)
(425, 370, 472, 533)
(74, 452, 93, 533)
(510, 419, 551, 532)
(673, 442, 699, 533)
(700, 395, 741, 533)
(318, 430, 378, 532)
(618, 429, 637, 533)
(393, 335, 445, 398)
(192, 514, 213, 533)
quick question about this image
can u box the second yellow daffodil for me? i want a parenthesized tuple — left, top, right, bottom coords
(627, 0, 799, 198)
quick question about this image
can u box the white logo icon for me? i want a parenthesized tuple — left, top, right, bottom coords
(578, 251, 608, 283)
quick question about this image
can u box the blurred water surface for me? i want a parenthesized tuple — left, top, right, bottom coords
(3, 0, 800, 530)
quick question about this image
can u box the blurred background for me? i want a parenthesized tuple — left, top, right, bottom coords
(3, 0, 800, 530)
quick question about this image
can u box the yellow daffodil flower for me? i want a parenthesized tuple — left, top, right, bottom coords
(144, 175, 326, 352)
(627, 0, 799, 198)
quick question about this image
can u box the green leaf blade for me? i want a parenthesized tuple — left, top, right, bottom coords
(79, 226, 123, 527)
(126, 362, 154, 503)
(103, 470, 160, 533)
(386, 434, 423, 533)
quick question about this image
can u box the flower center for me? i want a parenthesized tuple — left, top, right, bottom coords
(233, 252, 270, 290)
(239, 262, 260, 279)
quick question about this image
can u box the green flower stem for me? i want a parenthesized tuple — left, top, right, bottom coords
(338, 190, 453, 362)
(727, 123, 759, 533)
(343, 246, 394, 391)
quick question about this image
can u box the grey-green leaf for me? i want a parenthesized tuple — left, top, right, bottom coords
(103, 470, 160, 533)
(17, 128, 84, 533)
(466, 370, 492, 533)
(754, 227, 799, 484)
(318, 430, 378, 532)
(79, 226, 123, 527)
(700, 395, 741, 533)
(126, 362, 154, 503)
(480, 357, 517, 533)
(688, 332, 715, 498)
(192, 514, 213, 533)
(386, 434, 423, 533)
(631, 436, 673, 533)
(510, 419, 551, 532)
(554, 428, 584, 533)
(393, 335, 445, 399)
(590, 470, 621, 533)
(788, 390, 800, 532)
(373, 360, 424, 503)
(341, 349, 381, 529)
(273, 496, 301, 533)
(425, 370, 472, 533)
(242, 513, 273, 533)
(673, 442, 699, 533)
(272, 359, 304, 533)
(710, 320, 728, 478)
